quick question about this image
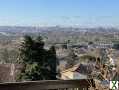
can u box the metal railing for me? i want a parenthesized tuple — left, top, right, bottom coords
(0, 79, 94, 90)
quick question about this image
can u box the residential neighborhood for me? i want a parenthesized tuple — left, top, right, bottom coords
(0, 0, 119, 90)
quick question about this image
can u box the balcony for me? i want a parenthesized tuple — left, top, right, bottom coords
(0, 79, 94, 90)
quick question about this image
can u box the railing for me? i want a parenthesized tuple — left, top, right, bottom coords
(0, 79, 94, 90)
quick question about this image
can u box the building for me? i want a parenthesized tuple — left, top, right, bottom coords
(0, 64, 23, 82)
(60, 64, 93, 80)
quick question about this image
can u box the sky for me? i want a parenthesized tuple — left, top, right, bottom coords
(0, 0, 119, 27)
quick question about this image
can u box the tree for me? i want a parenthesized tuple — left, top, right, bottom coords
(18, 35, 34, 64)
(88, 41, 93, 45)
(65, 49, 78, 68)
(47, 46, 58, 79)
(17, 35, 57, 81)
(113, 43, 119, 50)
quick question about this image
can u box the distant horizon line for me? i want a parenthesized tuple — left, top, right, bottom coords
(0, 25, 118, 29)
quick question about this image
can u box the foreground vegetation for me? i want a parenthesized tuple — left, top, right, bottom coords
(17, 35, 58, 81)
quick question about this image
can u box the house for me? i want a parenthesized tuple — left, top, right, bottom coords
(60, 64, 94, 80)
(0, 64, 23, 82)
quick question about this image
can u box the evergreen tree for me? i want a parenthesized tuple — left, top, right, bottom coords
(18, 35, 34, 64)
(17, 35, 57, 81)
(47, 46, 57, 79)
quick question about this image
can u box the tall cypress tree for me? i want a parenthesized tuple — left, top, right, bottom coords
(47, 46, 57, 80)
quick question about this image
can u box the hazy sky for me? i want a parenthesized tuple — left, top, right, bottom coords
(0, 0, 119, 27)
